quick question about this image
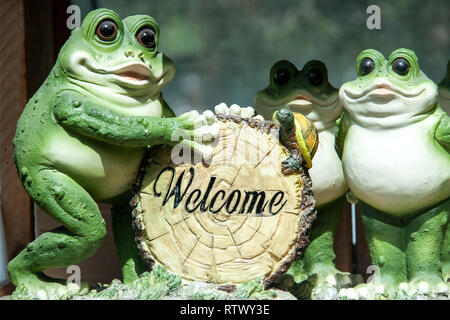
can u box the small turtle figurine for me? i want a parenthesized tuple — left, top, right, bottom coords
(274, 108, 319, 175)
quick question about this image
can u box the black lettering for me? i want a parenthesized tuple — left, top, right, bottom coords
(153, 166, 174, 198)
(209, 190, 226, 214)
(185, 189, 202, 213)
(199, 176, 217, 212)
(226, 190, 241, 214)
(240, 191, 268, 215)
(162, 167, 195, 208)
(269, 191, 287, 215)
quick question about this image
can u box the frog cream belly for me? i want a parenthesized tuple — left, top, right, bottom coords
(343, 121, 450, 215)
(255, 60, 349, 299)
(44, 131, 145, 201)
(337, 48, 450, 298)
(309, 127, 347, 205)
(8, 9, 218, 300)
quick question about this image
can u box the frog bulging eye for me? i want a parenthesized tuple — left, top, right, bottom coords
(307, 68, 323, 86)
(273, 68, 292, 86)
(137, 27, 156, 49)
(392, 58, 410, 76)
(96, 20, 117, 41)
(359, 57, 375, 76)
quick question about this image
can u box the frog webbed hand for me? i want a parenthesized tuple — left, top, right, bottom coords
(52, 91, 218, 157)
(171, 109, 219, 159)
(435, 111, 450, 153)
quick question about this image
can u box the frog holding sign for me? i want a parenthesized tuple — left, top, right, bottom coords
(337, 49, 450, 299)
(255, 60, 349, 298)
(8, 8, 219, 299)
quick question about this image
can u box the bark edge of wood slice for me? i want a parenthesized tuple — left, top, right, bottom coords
(131, 115, 316, 287)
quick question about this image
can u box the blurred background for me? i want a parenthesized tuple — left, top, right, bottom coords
(71, 0, 449, 114)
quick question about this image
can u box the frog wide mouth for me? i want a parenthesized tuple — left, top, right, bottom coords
(288, 93, 338, 108)
(343, 80, 425, 100)
(90, 62, 155, 87)
(76, 54, 166, 88)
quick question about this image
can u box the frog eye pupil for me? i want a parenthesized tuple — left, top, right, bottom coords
(273, 68, 291, 86)
(96, 20, 117, 41)
(137, 28, 156, 48)
(307, 68, 323, 86)
(392, 58, 410, 76)
(360, 58, 375, 76)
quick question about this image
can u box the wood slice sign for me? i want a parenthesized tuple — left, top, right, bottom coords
(132, 115, 316, 287)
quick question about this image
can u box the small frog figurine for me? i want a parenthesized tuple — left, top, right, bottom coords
(438, 59, 450, 281)
(8, 8, 217, 299)
(337, 49, 450, 298)
(254, 60, 349, 298)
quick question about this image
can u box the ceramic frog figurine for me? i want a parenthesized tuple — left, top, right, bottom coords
(254, 60, 349, 297)
(8, 8, 217, 300)
(337, 48, 450, 298)
(438, 59, 450, 284)
(439, 60, 450, 116)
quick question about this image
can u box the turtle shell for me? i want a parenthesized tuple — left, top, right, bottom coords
(293, 113, 319, 168)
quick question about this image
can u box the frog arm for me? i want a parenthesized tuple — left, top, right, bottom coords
(52, 91, 187, 147)
(335, 110, 352, 159)
(435, 111, 450, 153)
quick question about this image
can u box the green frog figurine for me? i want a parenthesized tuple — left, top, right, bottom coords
(337, 49, 449, 299)
(254, 60, 349, 298)
(438, 59, 450, 283)
(9, 8, 218, 299)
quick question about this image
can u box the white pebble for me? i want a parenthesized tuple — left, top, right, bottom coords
(325, 274, 337, 287)
(240, 106, 255, 118)
(374, 284, 385, 295)
(253, 115, 265, 122)
(432, 283, 448, 295)
(417, 281, 430, 294)
(398, 282, 409, 292)
(357, 286, 369, 300)
(214, 103, 229, 115)
(346, 288, 358, 300)
(229, 104, 242, 116)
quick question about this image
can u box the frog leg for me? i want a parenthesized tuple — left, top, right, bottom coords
(435, 111, 450, 281)
(442, 221, 450, 281)
(8, 168, 106, 299)
(303, 197, 348, 276)
(295, 197, 351, 298)
(405, 199, 449, 294)
(358, 202, 407, 294)
(110, 193, 148, 284)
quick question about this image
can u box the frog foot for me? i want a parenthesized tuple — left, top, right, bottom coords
(281, 154, 303, 175)
(11, 274, 90, 300)
(297, 267, 356, 300)
(338, 282, 388, 300)
(398, 277, 449, 299)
